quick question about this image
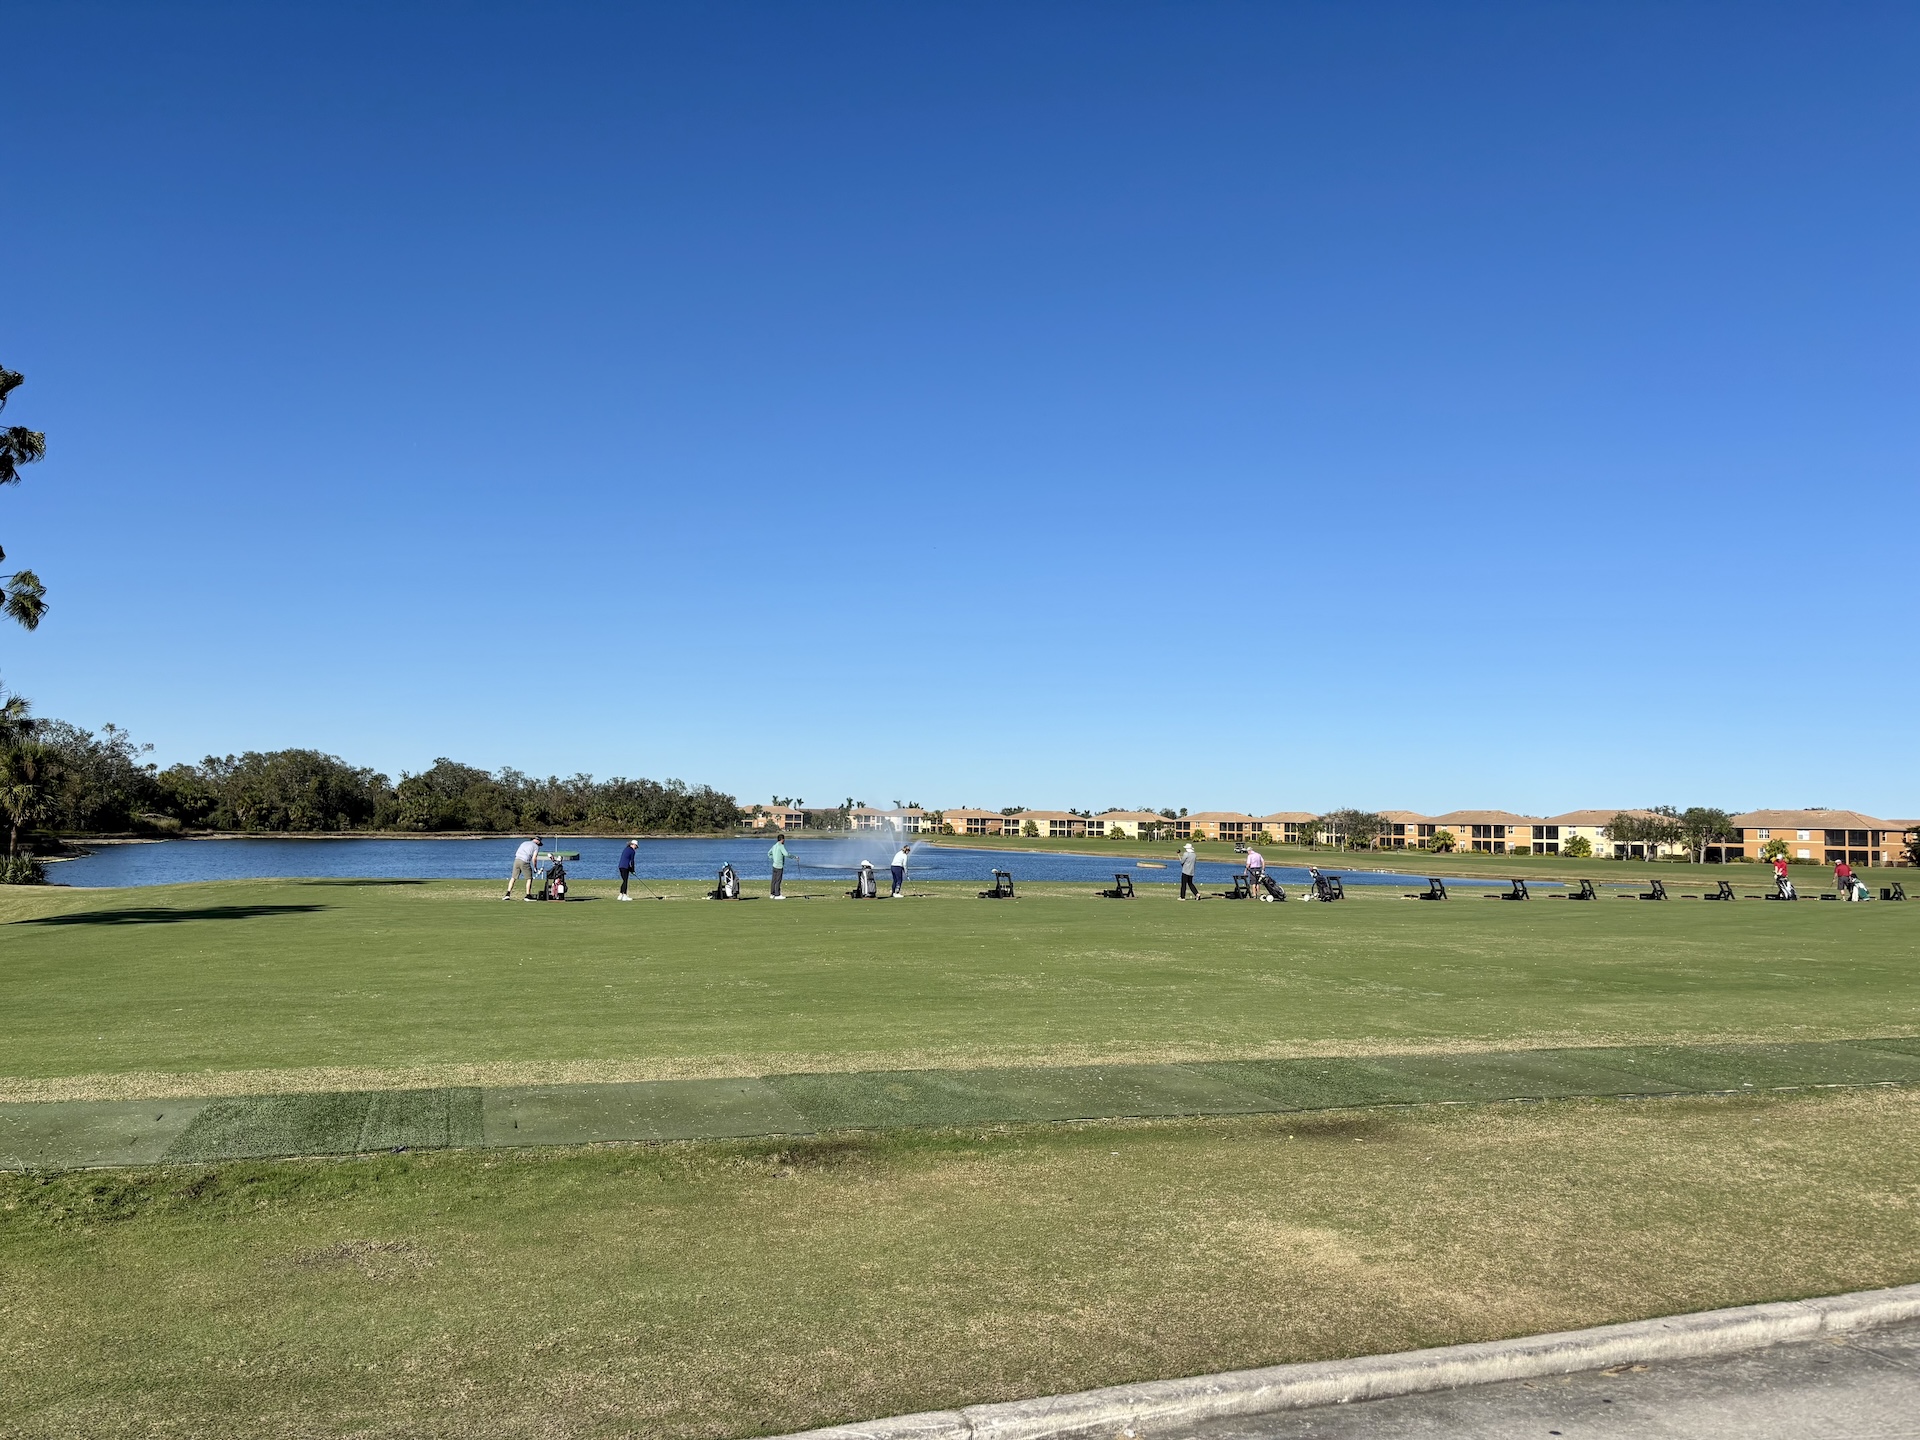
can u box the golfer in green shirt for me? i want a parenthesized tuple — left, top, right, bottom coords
(768, 834, 790, 899)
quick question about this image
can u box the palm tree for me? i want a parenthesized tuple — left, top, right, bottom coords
(0, 742, 58, 861)
(0, 364, 48, 631)
(0, 686, 32, 747)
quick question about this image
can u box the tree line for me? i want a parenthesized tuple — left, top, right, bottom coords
(2, 704, 743, 865)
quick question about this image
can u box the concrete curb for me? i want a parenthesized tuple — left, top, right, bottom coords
(772, 1283, 1920, 1440)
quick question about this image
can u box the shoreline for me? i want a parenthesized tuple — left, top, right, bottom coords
(58, 830, 746, 845)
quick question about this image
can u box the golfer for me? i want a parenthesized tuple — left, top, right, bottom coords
(617, 838, 638, 900)
(1245, 845, 1266, 897)
(768, 832, 790, 899)
(890, 842, 911, 898)
(1178, 841, 1199, 899)
(504, 834, 543, 901)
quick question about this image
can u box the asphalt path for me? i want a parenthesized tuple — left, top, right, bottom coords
(1161, 1320, 1920, 1439)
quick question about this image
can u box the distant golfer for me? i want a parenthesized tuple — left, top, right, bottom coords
(1245, 845, 1266, 897)
(617, 839, 638, 900)
(890, 842, 911, 898)
(504, 835, 543, 901)
(768, 832, 790, 899)
(1178, 841, 1198, 899)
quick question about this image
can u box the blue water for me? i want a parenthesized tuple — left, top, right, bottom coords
(48, 837, 1501, 890)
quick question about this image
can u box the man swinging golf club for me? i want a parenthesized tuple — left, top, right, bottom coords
(504, 834, 544, 901)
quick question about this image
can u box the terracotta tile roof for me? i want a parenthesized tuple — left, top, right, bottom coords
(1731, 809, 1894, 830)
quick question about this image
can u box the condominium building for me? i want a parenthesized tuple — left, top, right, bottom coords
(1259, 812, 1320, 845)
(1429, 810, 1539, 855)
(1096, 810, 1172, 839)
(1017, 811, 1104, 837)
(747, 804, 809, 830)
(849, 807, 928, 834)
(1174, 812, 1262, 842)
(854, 800, 1915, 865)
(1537, 810, 1689, 860)
(1377, 812, 1436, 849)
(1729, 810, 1907, 867)
(941, 808, 1013, 836)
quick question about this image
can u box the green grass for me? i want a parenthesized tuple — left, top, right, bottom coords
(4, 1088, 1918, 1439)
(13, 1039, 1920, 1168)
(6, 877, 1919, 1437)
(2, 877, 1916, 1097)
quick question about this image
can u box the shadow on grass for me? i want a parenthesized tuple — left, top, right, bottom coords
(295, 879, 428, 888)
(12, 904, 330, 927)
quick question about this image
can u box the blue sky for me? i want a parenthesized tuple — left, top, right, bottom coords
(5, 1, 1916, 817)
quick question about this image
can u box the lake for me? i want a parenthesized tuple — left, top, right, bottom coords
(47, 836, 1502, 890)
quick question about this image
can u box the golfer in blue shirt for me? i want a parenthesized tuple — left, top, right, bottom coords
(617, 839, 638, 900)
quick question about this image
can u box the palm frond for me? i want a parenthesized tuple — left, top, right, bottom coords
(0, 426, 46, 486)
(2, 571, 47, 630)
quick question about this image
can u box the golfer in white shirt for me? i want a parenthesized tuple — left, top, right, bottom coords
(504, 835, 544, 901)
(890, 844, 911, 898)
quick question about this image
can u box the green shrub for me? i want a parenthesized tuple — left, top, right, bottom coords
(1, 852, 46, 885)
(1561, 835, 1593, 858)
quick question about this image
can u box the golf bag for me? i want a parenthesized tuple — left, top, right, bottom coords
(849, 863, 877, 899)
(710, 863, 741, 900)
(544, 860, 568, 901)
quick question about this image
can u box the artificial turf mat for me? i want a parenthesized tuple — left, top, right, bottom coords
(6, 1036, 1920, 1169)
(482, 1078, 809, 1145)
(162, 1088, 486, 1162)
(0, 1098, 212, 1169)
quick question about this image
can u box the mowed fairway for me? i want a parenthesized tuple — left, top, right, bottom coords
(4, 1092, 1919, 1440)
(5, 877, 1920, 1439)
(2, 876, 1917, 1097)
